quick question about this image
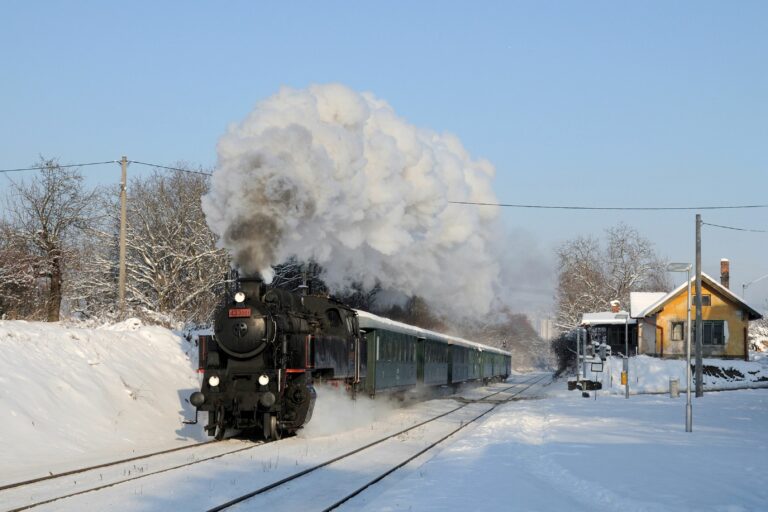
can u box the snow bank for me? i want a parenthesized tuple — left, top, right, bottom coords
(577, 355, 768, 395)
(0, 319, 204, 484)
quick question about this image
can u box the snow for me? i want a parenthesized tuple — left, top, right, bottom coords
(346, 389, 768, 512)
(1, 320, 767, 511)
(0, 319, 204, 485)
(581, 310, 636, 326)
(357, 309, 511, 355)
(629, 292, 666, 318)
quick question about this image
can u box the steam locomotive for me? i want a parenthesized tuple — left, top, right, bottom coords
(188, 277, 511, 440)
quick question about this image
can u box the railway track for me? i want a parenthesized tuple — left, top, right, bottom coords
(4, 374, 550, 512)
(207, 373, 551, 512)
(0, 439, 261, 512)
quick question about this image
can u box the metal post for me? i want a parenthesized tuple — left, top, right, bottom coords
(118, 156, 128, 316)
(686, 267, 693, 432)
(581, 328, 587, 380)
(695, 214, 703, 397)
(576, 328, 581, 381)
(624, 316, 629, 399)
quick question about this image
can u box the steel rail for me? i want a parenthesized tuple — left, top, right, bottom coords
(323, 374, 550, 511)
(207, 374, 549, 512)
(2, 441, 262, 512)
(0, 440, 223, 492)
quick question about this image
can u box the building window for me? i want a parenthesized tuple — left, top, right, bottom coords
(693, 320, 726, 346)
(701, 294, 711, 306)
(671, 322, 684, 341)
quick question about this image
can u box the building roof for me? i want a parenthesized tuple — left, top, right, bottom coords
(630, 292, 667, 318)
(633, 272, 763, 321)
(581, 310, 637, 326)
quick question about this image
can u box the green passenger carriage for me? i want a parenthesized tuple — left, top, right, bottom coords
(356, 310, 511, 396)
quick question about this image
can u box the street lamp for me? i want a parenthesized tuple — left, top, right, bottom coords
(743, 273, 768, 301)
(614, 311, 629, 399)
(668, 262, 693, 433)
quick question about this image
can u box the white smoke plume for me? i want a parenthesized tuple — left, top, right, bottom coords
(203, 83, 508, 318)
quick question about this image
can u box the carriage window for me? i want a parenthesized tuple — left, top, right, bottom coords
(326, 309, 342, 328)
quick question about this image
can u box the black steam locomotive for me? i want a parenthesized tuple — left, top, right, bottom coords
(188, 277, 359, 440)
(188, 277, 511, 440)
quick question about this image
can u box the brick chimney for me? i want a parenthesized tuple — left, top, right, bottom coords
(720, 258, 730, 289)
(610, 300, 620, 313)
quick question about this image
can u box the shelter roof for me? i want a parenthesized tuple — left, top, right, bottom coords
(581, 310, 637, 326)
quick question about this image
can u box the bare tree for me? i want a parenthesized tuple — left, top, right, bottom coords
(556, 223, 670, 328)
(0, 219, 41, 318)
(3, 158, 99, 321)
(124, 167, 229, 324)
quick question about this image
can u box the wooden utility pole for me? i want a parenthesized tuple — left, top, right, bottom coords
(695, 214, 704, 397)
(119, 156, 128, 316)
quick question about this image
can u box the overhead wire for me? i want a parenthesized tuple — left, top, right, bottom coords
(1, 161, 766, 213)
(0, 160, 119, 174)
(448, 200, 768, 211)
(702, 222, 766, 233)
(128, 160, 213, 176)
(0, 159, 213, 177)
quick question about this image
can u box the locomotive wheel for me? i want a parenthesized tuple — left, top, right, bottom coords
(214, 405, 226, 441)
(263, 413, 281, 441)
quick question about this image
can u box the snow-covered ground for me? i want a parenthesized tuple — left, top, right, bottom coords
(1, 320, 767, 511)
(348, 388, 768, 512)
(0, 319, 204, 485)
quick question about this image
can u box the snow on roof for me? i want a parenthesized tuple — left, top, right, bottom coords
(630, 292, 667, 318)
(635, 272, 763, 320)
(581, 310, 637, 326)
(355, 309, 511, 355)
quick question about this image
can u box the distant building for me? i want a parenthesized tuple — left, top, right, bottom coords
(632, 271, 762, 360)
(580, 260, 762, 360)
(538, 318, 556, 341)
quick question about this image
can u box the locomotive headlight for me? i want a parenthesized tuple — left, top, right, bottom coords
(208, 375, 220, 387)
(258, 374, 269, 386)
(234, 291, 246, 303)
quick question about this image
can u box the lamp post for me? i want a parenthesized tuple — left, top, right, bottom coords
(614, 312, 629, 399)
(743, 273, 768, 301)
(668, 262, 693, 432)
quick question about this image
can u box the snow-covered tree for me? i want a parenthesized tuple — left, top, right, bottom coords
(123, 167, 229, 324)
(556, 223, 670, 328)
(0, 219, 41, 318)
(3, 159, 100, 321)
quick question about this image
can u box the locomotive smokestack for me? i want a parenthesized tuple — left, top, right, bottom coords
(239, 275, 264, 300)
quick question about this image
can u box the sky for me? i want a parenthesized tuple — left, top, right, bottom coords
(1, 1, 766, 315)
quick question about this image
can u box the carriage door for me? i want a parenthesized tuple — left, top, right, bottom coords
(416, 337, 426, 383)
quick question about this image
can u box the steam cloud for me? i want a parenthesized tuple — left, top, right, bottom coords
(203, 84, 509, 318)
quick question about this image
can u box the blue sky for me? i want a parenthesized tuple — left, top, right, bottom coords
(2, 1, 767, 312)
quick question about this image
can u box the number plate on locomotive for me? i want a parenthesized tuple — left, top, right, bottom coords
(228, 308, 251, 318)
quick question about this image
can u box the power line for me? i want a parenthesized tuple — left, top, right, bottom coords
(0, 159, 214, 177)
(0, 160, 118, 174)
(448, 200, 768, 211)
(129, 160, 213, 176)
(702, 221, 766, 233)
